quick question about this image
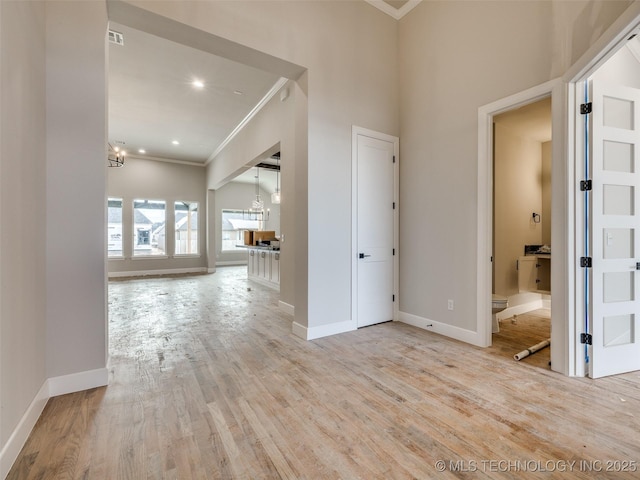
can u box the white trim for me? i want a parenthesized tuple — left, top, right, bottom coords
(0, 367, 108, 478)
(131, 255, 170, 260)
(279, 300, 295, 315)
(292, 319, 357, 341)
(215, 260, 247, 267)
(565, 6, 640, 378)
(291, 321, 307, 340)
(398, 311, 485, 347)
(365, 0, 421, 20)
(126, 153, 205, 167)
(0, 382, 49, 479)
(207, 267, 216, 273)
(477, 82, 555, 346)
(108, 267, 207, 278)
(247, 274, 279, 290)
(563, 4, 640, 83)
(205, 77, 289, 166)
(496, 299, 547, 321)
(47, 368, 109, 398)
(351, 126, 400, 329)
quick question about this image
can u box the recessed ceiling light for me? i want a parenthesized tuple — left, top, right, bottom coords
(172, 140, 180, 145)
(233, 90, 243, 95)
(192, 79, 204, 89)
(138, 149, 146, 154)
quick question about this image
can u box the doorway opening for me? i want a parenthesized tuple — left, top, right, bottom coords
(491, 97, 552, 369)
(571, 18, 640, 378)
(477, 79, 566, 373)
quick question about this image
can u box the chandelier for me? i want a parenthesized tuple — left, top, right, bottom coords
(108, 143, 125, 167)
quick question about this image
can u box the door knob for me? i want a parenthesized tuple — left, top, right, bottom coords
(359, 253, 371, 259)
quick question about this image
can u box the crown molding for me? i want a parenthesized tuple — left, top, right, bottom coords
(365, 0, 422, 20)
(205, 77, 289, 166)
(125, 153, 205, 167)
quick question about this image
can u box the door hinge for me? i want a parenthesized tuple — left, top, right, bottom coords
(393, 202, 396, 209)
(580, 180, 592, 191)
(580, 102, 592, 115)
(392, 294, 395, 302)
(580, 257, 592, 268)
(580, 333, 593, 345)
(393, 248, 395, 255)
(393, 155, 396, 163)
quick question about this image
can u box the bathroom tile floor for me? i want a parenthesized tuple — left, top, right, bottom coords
(488, 308, 551, 370)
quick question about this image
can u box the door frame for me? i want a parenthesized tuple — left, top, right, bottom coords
(351, 126, 399, 328)
(565, 5, 640, 378)
(477, 79, 569, 371)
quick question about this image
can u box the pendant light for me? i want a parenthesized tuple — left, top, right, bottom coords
(252, 167, 264, 211)
(271, 155, 281, 204)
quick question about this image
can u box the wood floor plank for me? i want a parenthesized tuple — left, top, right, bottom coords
(8, 267, 640, 479)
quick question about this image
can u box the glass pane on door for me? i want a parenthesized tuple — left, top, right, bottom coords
(603, 272, 634, 303)
(603, 314, 634, 347)
(603, 140, 634, 173)
(603, 184, 634, 215)
(603, 96, 634, 130)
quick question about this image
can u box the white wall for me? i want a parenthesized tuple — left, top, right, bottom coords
(205, 78, 297, 312)
(45, 1, 108, 380)
(107, 156, 207, 275)
(0, 0, 47, 458)
(214, 182, 280, 265)
(493, 122, 544, 297)
(398, 0, 633, 333)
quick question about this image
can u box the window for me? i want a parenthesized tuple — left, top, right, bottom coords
(175, 201, 198, 255)
(222, 209, 259, 251)
(107, 197, 123, 257)
(133, 199, 166, 256)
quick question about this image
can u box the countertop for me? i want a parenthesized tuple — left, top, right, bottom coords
(236, 244, 280, 251)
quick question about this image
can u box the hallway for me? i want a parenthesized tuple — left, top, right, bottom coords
(8, 267, 640, 479)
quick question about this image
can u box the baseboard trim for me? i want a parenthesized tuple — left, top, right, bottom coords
(497, 299, 546, 321)
(0, 382, 49, 479)
(279, 301, 294, 316)
(108, 267, 207, 278)
(292, 319, 356, 341)
(48, 367, 109, 398)
(215, 261, 247, 267)
(292, 321, 307, 339)
(248, 276, 279, 291)
(398, 311, 485, 347)
(207, 267, 216, 273)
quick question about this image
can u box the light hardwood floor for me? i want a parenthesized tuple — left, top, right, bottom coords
(8, 267, 640, 479)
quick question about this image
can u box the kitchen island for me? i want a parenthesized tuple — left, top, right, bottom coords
(237, 245, 280, 290)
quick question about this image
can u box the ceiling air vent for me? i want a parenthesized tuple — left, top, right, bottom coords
(108, 30, 124, 46)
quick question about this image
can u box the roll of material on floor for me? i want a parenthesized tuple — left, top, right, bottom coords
(514, 338, 550, 361)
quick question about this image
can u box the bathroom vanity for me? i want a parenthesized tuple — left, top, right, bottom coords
(518, 254, 551, 294)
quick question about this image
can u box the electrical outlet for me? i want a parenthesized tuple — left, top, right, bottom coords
(447, 299, 454, 311)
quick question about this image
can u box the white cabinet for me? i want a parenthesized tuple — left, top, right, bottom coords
(518, 255, 550, 294)
(247, 248, 280, 290)
(248, 249, 257, 276)
(271, 252, 280, 284)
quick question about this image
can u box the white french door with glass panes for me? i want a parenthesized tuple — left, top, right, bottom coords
(589, 80, 640, 378)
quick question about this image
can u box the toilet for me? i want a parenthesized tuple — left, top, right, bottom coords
(492, 294, 508, 333)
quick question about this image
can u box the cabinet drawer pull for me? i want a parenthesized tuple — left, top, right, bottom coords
(275, 253, 280, 260)
(261, 252, 266, 258)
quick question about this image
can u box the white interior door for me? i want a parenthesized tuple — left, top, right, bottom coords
(355, 133, 395, 328)
(590, 80, 640, 378)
